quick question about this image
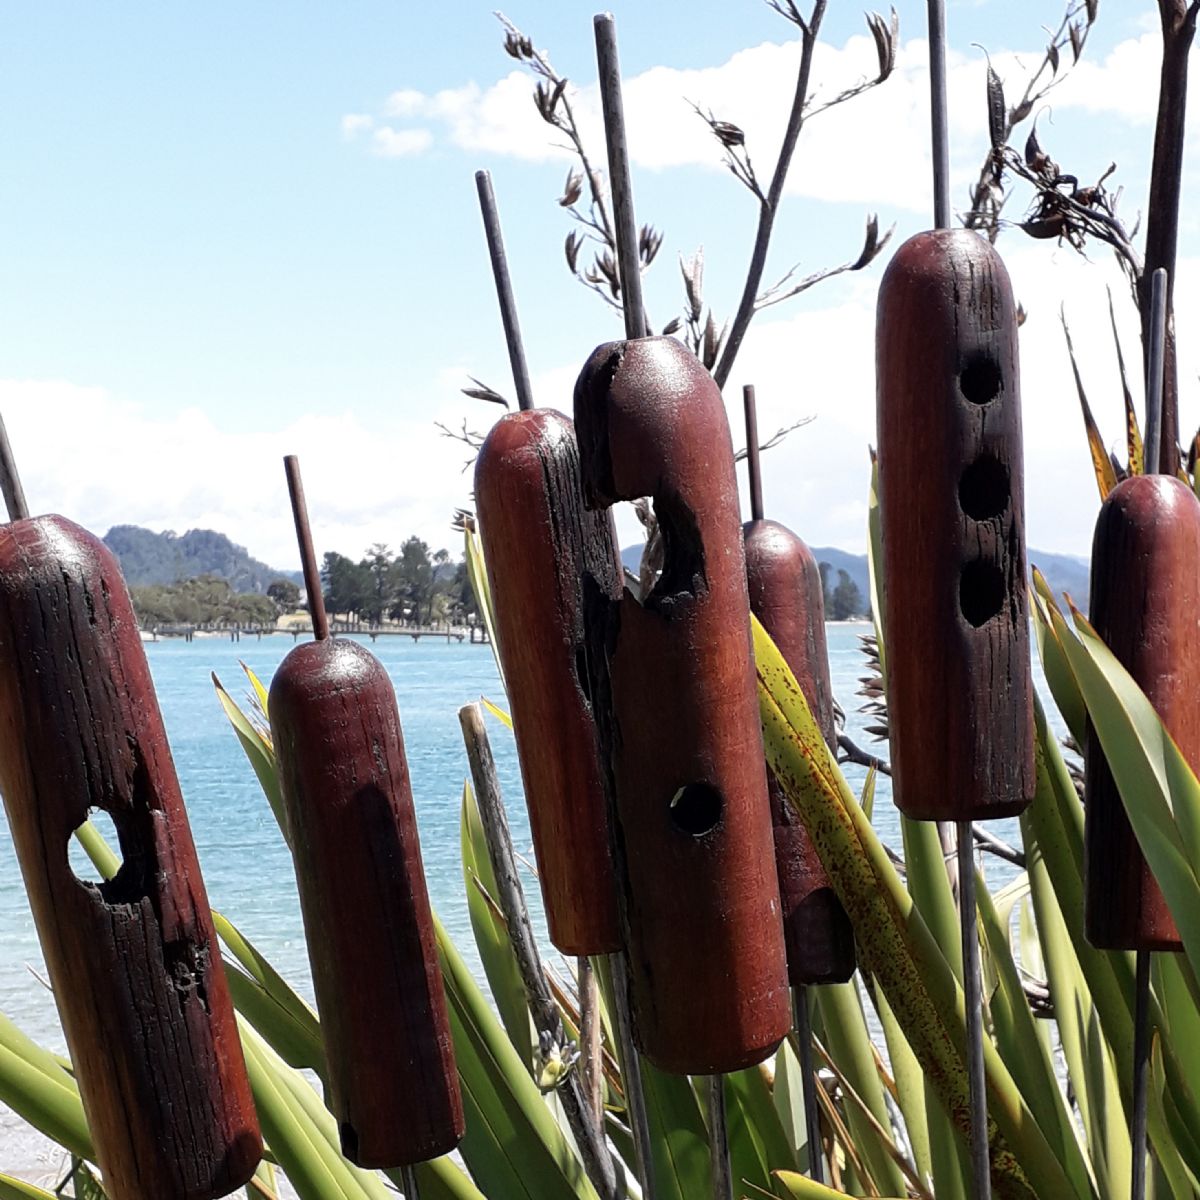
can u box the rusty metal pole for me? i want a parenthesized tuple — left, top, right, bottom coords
(475, 169, 535, 412)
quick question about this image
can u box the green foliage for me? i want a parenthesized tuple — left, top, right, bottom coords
(104, 524, 293, 593)
(129, 575, 278, 628)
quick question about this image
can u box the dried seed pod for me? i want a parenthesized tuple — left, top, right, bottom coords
(1085, 475, 1200, 951)
(743, 519, 855, 985)
(270, 638, 463, 1167)
(575, 335, 790, 1075)
(0, 515, 261, 1200)
(474, 409, 623, 955)
(876, 229, 1035, 822)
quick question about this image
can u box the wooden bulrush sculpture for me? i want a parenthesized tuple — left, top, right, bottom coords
(475, 410, 623, 955)
(876, 225, 1033, 1200)
(1085, 268, 1184, 1200)
(472, 169, 623, 956)
(268, 457, 463, 1179)
(0, 424, 261, 1200)
(574, 333, 790, 1075)
(875, 230, 1035, 821)
(741, 384, 852, 1187)
(1085, 473, 1200, 951)
(741, 388, 855, 988)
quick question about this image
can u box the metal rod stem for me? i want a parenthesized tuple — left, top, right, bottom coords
(926, 0, 951, 229)
(1131, 948, 1151, 1200)
(793, 986, 824, 1184)
(593, 13, 647, 340)
(400, 1164, 420, 1199)
(1145, 267, 1168, 475)
(743, 385, 764, 522)
(958, 820, 991, 1200)
(610, 950, 656, 1199)
(706, 1075, 733, 1200)
(283, 456, 330, 641)
(0, 415, 30, 522)
(475, 169, 535, 412)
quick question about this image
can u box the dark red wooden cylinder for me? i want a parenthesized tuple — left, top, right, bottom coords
(575, 335, 790, 1075)
(1085, 474, 1200, 951)
(269, 638, 463, 1167)
(474, 409, 623, 955)
(744, 519, 856, 985)
(0, 515, 261, 1200)
(876, 229, 1035, 822)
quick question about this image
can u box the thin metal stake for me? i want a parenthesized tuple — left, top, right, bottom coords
(743, 385, 764, 523)
(793, 986, 824, 1184)
(400, 1164, 421, 1199)
(1131, 949, 1151, 1200)
(475, 169, 535, 412)
(1145, 267, 1169, 475)
(0, 415, 30, 522)
(926, 0, 951, 230)
(610, 950, 657, 1199)
(958, 821, 991, 1200)
(593, 12, 647, 341)
(283, 456, 330, 641)
(706, 1075, 733, 1200)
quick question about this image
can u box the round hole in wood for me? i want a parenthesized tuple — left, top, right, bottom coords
(68, 809, 123, 885)
(959, 560, 1007, 627)
(669, 783, 723, 837)
(958, 455, 1010, 520)
(959, 354, 1003, 405)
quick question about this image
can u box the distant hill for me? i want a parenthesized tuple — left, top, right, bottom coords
(104, 526, 301, 594)
(621, 541, 1090, 610)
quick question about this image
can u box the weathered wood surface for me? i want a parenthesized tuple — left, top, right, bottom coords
(474, 409, 623, 955)
(1085, 474, 1200, 951)
(876, 229, 1035, 823)
(0, 516, 260, 1200)
(744, 519, 856, 985)
(575, 335, 790, 1075)
(270, 638, 463, 1167)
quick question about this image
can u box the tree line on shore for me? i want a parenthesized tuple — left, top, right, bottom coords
(129, 537, 478, 630)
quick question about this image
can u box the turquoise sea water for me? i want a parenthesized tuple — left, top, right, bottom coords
(0, 623, 1032, 1174)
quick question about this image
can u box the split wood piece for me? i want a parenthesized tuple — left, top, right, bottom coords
(269, 641, 463, 1167)
(0, 515, 261, 1200)
(1085, 474, 1200, 951)
(744, 519, 856, 985)
(474, 409, 624, 955)
(575, 334, 790, 1075)
(876, 229, 1035, 822)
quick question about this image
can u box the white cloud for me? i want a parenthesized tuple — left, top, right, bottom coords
(0, 380, 484, 570)
(370, 126, 433, 158)
(340, 113, 374, 140)
(341, 15, 1168, 213)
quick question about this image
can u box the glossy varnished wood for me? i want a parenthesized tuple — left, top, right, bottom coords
(0, 516, 261, 1200)
(744, 519, 855, 984)
(575, 335, 790, 1075)
(474, 409, 623, 954)
(1085, 475, 1200, 951)
(269, 638, 463, 1166)
(876, 229, 1035, 822)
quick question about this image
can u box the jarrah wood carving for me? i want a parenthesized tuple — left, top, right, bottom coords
(474, 409, 623, 955)
(270, 636, 464, 1167)
(575, 335, 790, 1075)
(1085, 474, 1200, 951)
(743, 519, 856, 984)
(0, 515, 261, 1200)
(876, 229, 1035, 822)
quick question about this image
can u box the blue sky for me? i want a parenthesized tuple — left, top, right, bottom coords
(1, 2, 1190, 567)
